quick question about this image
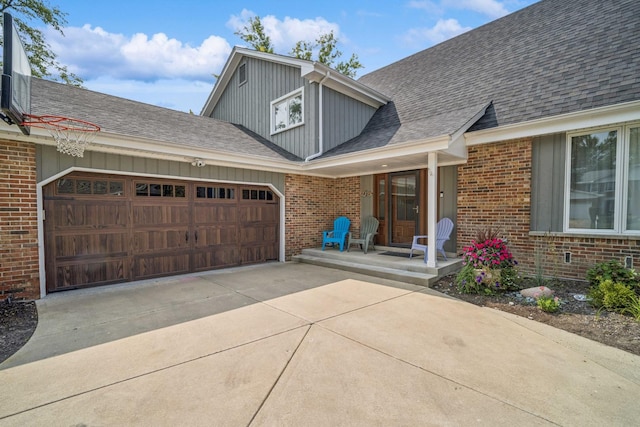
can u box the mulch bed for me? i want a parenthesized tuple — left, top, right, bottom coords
(432, 274, 640, 357)
(0, 301, 38, 364)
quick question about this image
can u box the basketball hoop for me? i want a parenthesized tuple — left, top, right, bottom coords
(21, 114, 101, 157)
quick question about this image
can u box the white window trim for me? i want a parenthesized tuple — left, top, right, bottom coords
(238, 63, 247, 86)
(564, 122, 640, 236)
(270, 87, 304, 136)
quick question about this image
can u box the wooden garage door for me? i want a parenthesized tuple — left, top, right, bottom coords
(43, 173, 279, 292)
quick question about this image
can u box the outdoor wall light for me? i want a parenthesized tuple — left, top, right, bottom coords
(191, 158, 206, 167)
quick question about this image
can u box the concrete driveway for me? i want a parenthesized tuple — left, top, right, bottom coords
(1, 263, 639, 426)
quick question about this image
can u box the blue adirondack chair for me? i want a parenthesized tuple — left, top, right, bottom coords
(409, 218, 454, 262)
(322, 216, 351, 251)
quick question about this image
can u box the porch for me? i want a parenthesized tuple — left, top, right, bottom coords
(292, 246, 462, 286)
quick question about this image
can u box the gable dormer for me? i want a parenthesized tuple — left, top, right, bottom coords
(201, 47, 389, 160)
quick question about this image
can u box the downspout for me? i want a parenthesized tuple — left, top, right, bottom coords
(305, 71, 330, 162)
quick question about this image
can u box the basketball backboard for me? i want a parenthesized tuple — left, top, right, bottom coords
(1, 12, 31, 135)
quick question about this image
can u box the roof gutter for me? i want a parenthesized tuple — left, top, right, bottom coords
(305, 71, 330, 162)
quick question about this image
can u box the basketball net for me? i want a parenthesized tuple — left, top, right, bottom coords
(21, 114, 101, 158)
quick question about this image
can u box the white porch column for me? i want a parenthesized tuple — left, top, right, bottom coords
(426, 152, 438, 268)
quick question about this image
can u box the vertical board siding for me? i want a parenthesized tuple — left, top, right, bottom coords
(211, 57, 318, 159)
(36, 146, 286, 193)
(322, 88, 376, 152)
(439, 165, 458, 253)
(531, 133, 565, 232)
(360, 175, 374, 218)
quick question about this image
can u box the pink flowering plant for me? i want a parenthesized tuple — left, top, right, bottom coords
(462, 238, 516, 270)
(456, 230, 520, 294)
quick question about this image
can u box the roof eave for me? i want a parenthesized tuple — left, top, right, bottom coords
(200, 47, 390, 116)
(465, 100, 640, 145)
(302, 63, 390, 108)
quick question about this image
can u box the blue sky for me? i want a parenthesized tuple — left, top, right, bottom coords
(40, 0, 538, 113)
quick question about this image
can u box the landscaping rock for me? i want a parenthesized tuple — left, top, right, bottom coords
(520, 286, 554, 299)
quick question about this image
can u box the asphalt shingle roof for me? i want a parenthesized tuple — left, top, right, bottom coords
(30, 78, 302, 161)
(27, 0, 640, 165)
(323, 102, 490, 156)
(358, 0, 640, 132)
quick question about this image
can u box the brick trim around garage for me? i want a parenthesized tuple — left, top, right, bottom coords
(0, 139, 40, 300)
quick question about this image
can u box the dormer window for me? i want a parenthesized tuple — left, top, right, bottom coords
(270, 88, 304, 134)
(238, 63, 247, 86)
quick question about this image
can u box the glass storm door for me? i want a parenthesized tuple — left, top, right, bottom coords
(390, 171, 419, 245)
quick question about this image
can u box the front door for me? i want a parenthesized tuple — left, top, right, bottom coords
(390, 171, 419, 245)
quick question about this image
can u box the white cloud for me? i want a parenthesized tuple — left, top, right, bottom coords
(403, 18, 472, 45)
(44, 25, 228, 112)
(83, 76, 213, 113)
(227, 9, 340, 52)
(47, 25, 232, 82)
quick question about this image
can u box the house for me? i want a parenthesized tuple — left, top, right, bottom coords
(1, 0, 639, 300)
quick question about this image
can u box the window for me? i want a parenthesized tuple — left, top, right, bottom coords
(565, 124, 640, 234)
(135, 182, 185, 198)
(56, 178, 124, 196)
(238, 63, 247, 86)
(270, 88, 304, 134)
(627, 127, 640, 230)
(242, 188, 274, 201)
(376, 176, 386, 221)
(196, 186, 235, 199)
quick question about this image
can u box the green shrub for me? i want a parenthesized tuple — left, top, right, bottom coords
(621, 295, 640, 322)
(499, 266, 520, 289)
(456, 264, 483, 294)
(588, 279, 637, 312)
(456, 264, 519, 295)
(537, 295, 560, 313)
(586, 260, 639, 290)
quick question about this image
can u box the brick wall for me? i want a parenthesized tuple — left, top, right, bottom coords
(528, 234, 640, 280)
(0, 139, 40, 300)
(284, 174, 360, 259)
(458, 137, 640, 281)
(457, 138, 532, 269)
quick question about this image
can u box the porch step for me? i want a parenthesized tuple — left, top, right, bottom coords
(292, 254, 436, 286)
(292, 247, 463, 287)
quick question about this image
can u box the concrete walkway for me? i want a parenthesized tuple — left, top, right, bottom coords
(1, 263, 639, 425)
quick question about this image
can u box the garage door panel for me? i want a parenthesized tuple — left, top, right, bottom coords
(263, 225, 278, 242)
(193, 204, 237, 224)
(241, 245, 278, 264)
(134, 228, 190, 253)
(240, 227, 278, 263)
(239, 203, 278, 263)
(54, 259, 127, 291)
(193, 247, 240, 271)
(194, 225, 238, 247)
(134, 252, 191, 280)
(238, 204, 278, 221)
(54, 231, 128, 258)
(49, 200, 128, 229)
(132, 204, 189, 226)
(240, 224, 279, 243)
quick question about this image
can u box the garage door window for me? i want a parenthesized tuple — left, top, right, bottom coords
(196, 186, 235, 199)
(242, 189, 274, 200)
(136, 182, 186, 197)
(56, 178, 124, 196)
